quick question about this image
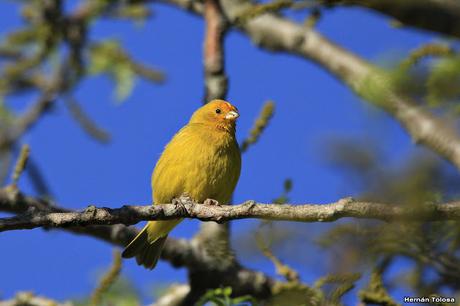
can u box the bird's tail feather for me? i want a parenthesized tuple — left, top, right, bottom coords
(121, 223, 168, 270)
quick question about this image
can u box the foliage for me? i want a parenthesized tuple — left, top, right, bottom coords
(318, 137, 460, 299)
(196, 287, 257, 306)
(89, 40, 136, 102)
(74, 277, 140, 306)
(72, 251, 141, 306)
(388, 43, 460, 111)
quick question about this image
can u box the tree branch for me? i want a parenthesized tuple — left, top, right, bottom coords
(2, 190, 460, 233)
(2, 187, 456, 302)
(325, 0, 460, 38)
(0, 292, 72, 306)
(150, 284, 190, 306)
(162, 0, 460, 172)
(0, 93, 54, 149)
(193, 2, 239, 303)
(0, 187, 275, 300)
(203, 0, 228, 101)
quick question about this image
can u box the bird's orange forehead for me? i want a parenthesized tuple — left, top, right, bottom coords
(190, 99, 239, 126)
(210, 99, 238, 112)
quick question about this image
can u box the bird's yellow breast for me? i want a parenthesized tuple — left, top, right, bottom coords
(151, 123, 241, 204)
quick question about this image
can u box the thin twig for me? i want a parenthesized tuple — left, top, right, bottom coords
(90, 251, 122, 306)
(241, 100, 275, 153)
(0, 94, 54, 149)
(65, 97, 111, 143)
(10, 144, 30, 187)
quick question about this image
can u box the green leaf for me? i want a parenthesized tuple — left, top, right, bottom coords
(427, 56, 460, 106)
(89, 40, 136, 102)
(196, 287, 257, 306)
(283, 179, 292, 192)
(113, 63, 135, 102)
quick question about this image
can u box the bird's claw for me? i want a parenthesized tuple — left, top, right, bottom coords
(172, 197, 188, 215)
(172, 198, 180, 205)
(172, 193, 193, 205)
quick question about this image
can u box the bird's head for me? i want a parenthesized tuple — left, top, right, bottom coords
(189, 99, 239, 133)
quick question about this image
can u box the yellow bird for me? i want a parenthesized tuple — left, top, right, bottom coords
(122, 99, 241, 269)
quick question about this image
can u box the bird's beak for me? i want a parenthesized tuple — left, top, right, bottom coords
(225, 110, 239, 120)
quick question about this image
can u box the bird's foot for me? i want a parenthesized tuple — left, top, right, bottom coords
(172, 193, 193, 205)
(172, 196, 190, 215)
(172, 198, 180, 205)
(204, 198, 220, 206)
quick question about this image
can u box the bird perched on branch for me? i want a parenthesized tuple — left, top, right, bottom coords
(122, 99, 241, 269)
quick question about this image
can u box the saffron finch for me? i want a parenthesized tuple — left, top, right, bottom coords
(122, 99, 241, 269)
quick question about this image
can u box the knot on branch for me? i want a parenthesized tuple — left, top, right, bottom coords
(84, 205, 97, 216)
(338, 197, 354, 206)
(244, 200, 257, 211)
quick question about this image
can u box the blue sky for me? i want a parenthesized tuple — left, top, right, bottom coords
(0, 1, 440, 303)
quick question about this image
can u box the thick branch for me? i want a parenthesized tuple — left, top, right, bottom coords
(203, 0, 228, 101)
(326, 0, 460, 38)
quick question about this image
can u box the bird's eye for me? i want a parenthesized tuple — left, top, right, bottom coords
(215, 109, 221, 114)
